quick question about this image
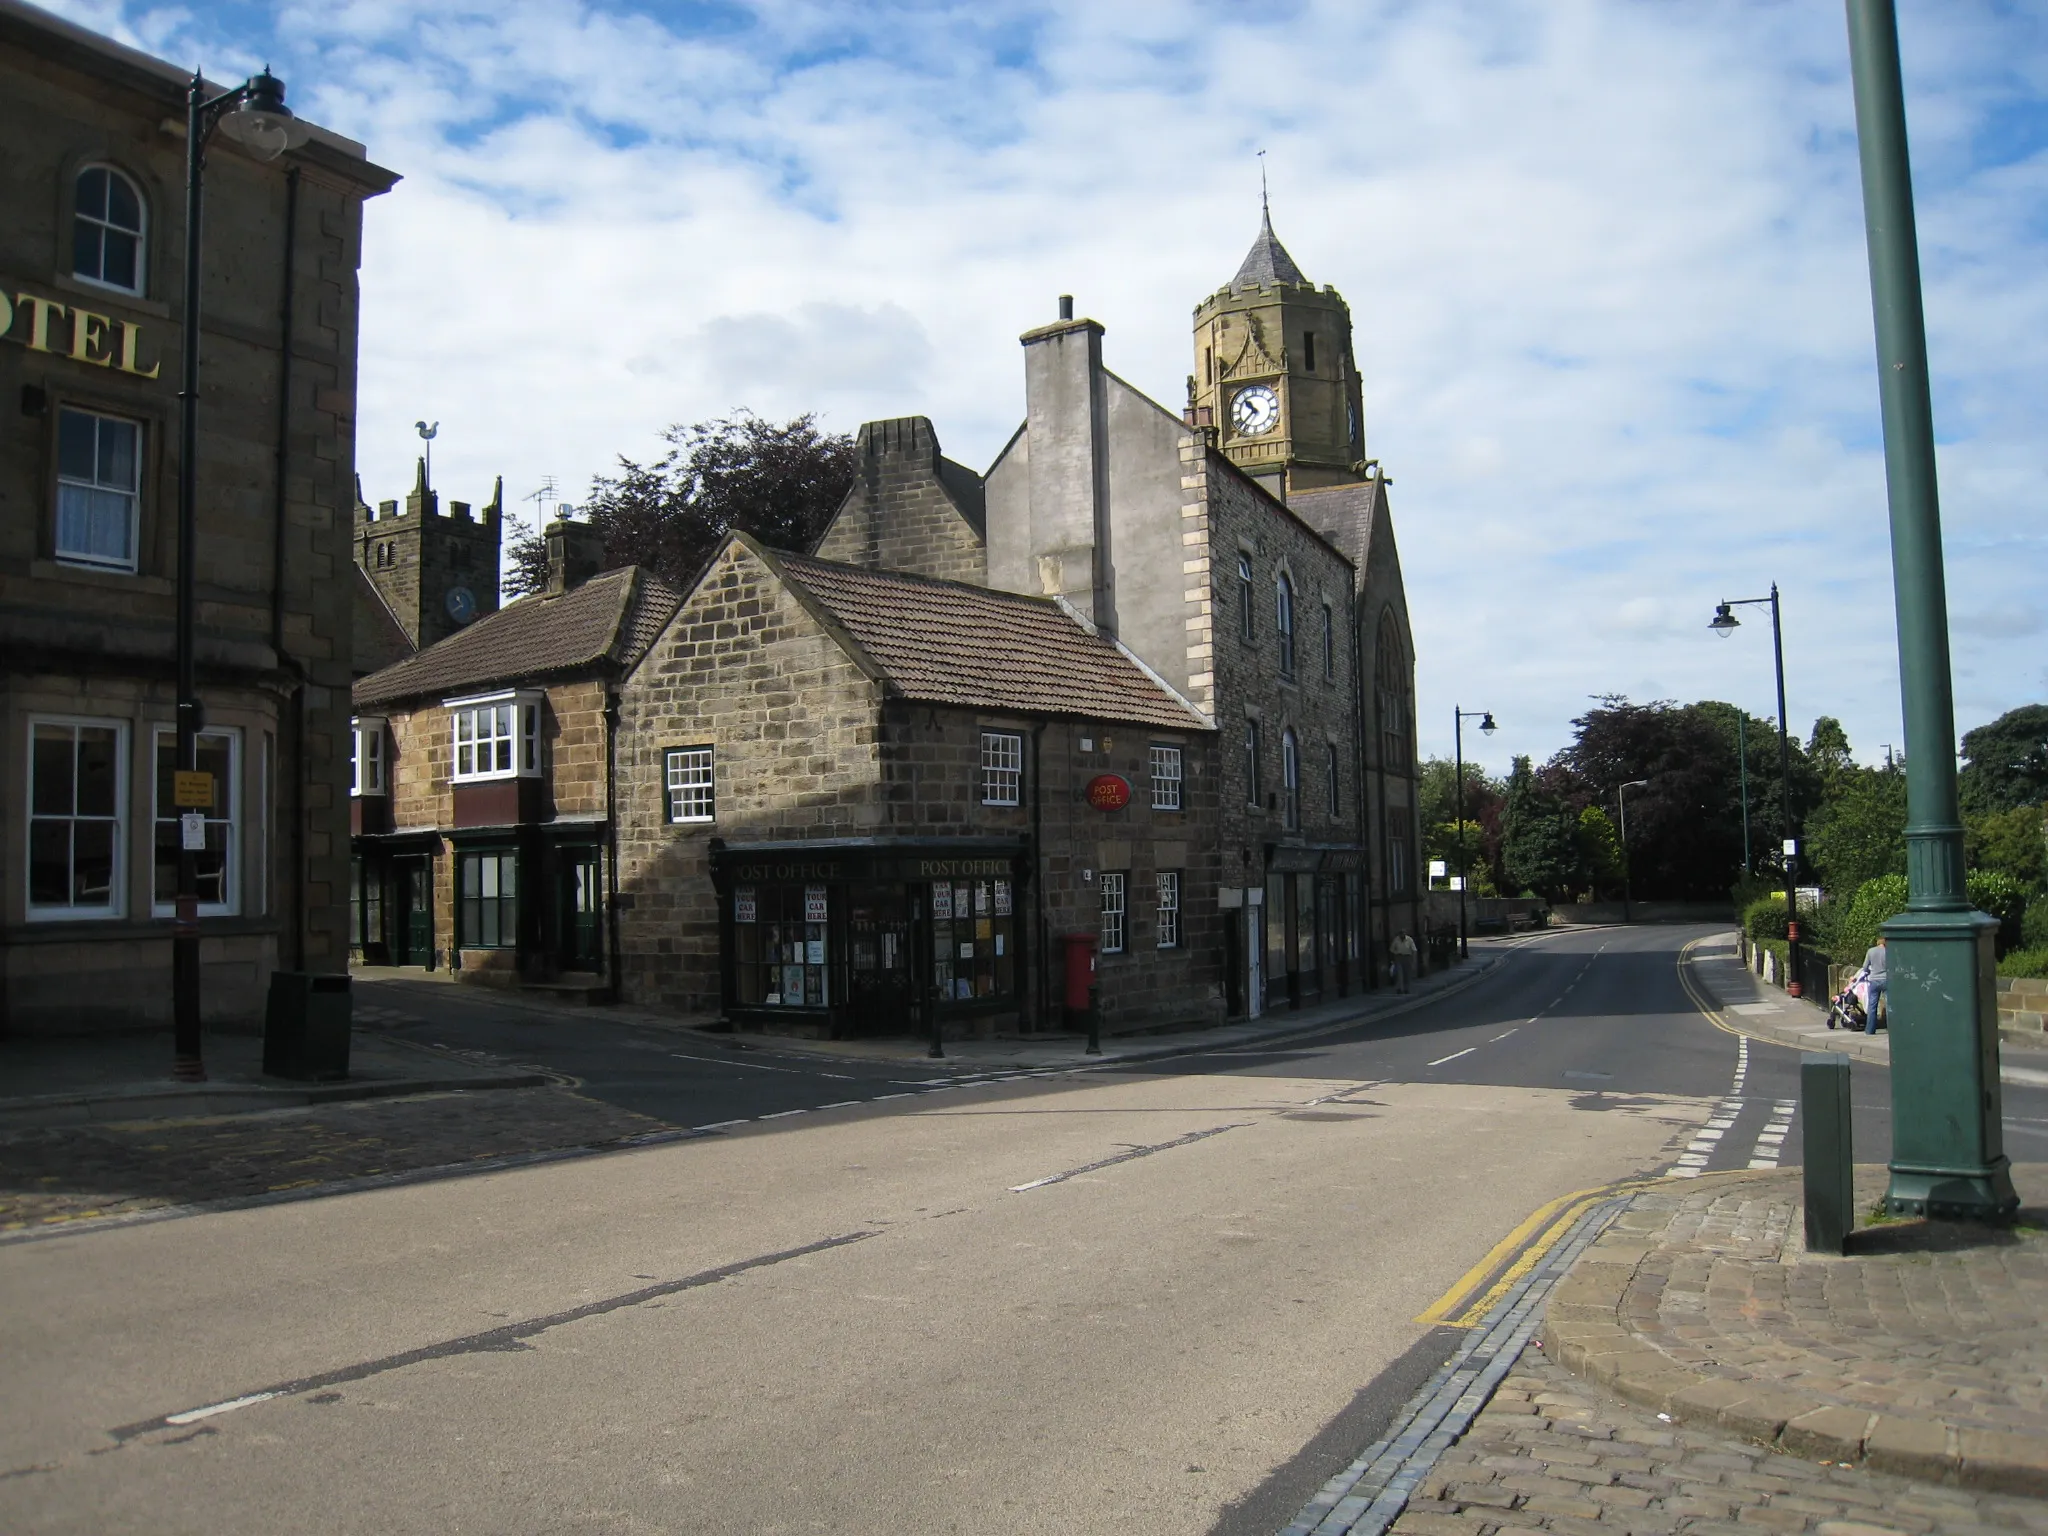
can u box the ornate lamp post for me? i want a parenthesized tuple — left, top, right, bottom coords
(1452, 706, 1495, 960)
(1844, 0, 2014, 1218)
(1709, 587, 1804, 995)
(1616, 779, 1649, 925)
(171, 69, 308, 1081)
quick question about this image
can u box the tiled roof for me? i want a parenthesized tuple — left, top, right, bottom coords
(1289, 478, 1383, 580)
(353, 566, 683, 709)
(1231, 208, 1309, 288)
(760, 543, 1211, 732)
(351, 564, 415, 678)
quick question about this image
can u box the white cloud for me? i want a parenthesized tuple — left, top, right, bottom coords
(45, 0, 2048, 769)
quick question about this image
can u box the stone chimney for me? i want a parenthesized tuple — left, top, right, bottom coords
(1017, 304, 1115, 635)
(544, 517, 606, 596)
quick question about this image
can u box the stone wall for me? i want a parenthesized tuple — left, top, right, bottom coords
(353, 469, 502, 651)
(812, 416, 986, 586)
(1999, 976, 2048, 1043)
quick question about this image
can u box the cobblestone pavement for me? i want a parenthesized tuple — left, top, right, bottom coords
(1393, 1349, 2048, 1536)
(0, 1088, 672, 1233)
(1543, 1167, 2048, 1493)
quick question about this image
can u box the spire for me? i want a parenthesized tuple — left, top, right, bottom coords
(1231, 202, 1307, 289)
(413, 454, 429, 498)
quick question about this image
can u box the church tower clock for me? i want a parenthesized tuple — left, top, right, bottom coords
(1190, 202, 1366, 496)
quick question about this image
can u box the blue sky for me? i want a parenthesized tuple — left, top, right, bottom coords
(47, 0, 2048, 771)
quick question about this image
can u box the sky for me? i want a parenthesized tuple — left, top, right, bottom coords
(47, 0, 2048, 775)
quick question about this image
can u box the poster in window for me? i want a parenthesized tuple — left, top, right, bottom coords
(804, 884, 829, 922)
(932, 882, 953, 919)
(975, 918, 992, 940)
(994, 880, 1012, 915)
(734, 886, 757, 923)
(994, 933, 1005, 956)
(974, 882, 990, 915)
(806, 939, 825, 965)
(958, 942, 974, 960)
(782, 964, 805, 1001)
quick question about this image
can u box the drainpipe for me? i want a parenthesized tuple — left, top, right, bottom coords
(1030, 719, 1048, 1032)
(1350, 589, 1374, 994)
(604, 680, 624, 1003)
(269, 165, 307, 971)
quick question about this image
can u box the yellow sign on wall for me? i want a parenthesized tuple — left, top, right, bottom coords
(0, 286, 161, 378)
(173, 771, 214, 810)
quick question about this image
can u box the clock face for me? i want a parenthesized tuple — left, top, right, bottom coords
(446, 586, 476, 623)
(1232, 383, 1280, 437)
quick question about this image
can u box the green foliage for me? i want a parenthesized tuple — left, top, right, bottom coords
(1805, 765, 1907, 892)
(1742, 894, 1789, 941)
(1501, 755, 1586, 901)
(1827, 874, 1909, 961)
(1808, 716, 1855, 783)
(1969, 870, 2030, 952)
(1965, 803, 2046, 890)
(1958, 704, 2048, 816)
(1998, 946, 2048, 980)
(1730, 871, 1781, 911)
(1577, 806, 1625, 890)
(506, 411, 856, 597)
(2025, 897, 2048, 951)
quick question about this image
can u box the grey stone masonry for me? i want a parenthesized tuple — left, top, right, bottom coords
(812, 416, 987, 586)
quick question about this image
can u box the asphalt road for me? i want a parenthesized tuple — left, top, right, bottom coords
(3, 924, 2040, 1535)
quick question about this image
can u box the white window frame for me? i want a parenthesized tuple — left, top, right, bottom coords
(447, 691, 542, 783)
(152, 724, 240, 918)
(73, 163, 147, 296)
(26, 715, 128, 921)
(981, 730, 1022, 807)
(1150, 744, 1183, 811)
(351, 716, 386, 797)
(55, 406, 143, 573)
(1155, 869, 1181, 949)
(1276, 572, 1296, 679)
(1100, 870, 1127, 955)
(665, 745, 715, 824)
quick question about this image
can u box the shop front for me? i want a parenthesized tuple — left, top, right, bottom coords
(1264, 844, 1366, 1010)
(709, 838, 1032, 1039)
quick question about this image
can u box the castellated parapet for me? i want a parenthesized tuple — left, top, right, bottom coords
(353, 456, 504, 650)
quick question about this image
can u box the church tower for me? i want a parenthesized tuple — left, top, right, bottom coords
(352, 458, 504, 651)
(1189, 203, 1366, 497)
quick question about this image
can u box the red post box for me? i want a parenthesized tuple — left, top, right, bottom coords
(1061, 933, 1097, 1013)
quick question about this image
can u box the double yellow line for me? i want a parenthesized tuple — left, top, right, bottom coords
(1413, 1174, 1658, 1327)
(1675, 934, 1743, 1039)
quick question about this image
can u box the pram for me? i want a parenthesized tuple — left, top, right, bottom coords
(1824, 971, 1876, 1032)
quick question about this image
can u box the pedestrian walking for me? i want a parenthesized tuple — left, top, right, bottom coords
(1389, 930, 1417, 994)
(1860, 935, 1887, 1034)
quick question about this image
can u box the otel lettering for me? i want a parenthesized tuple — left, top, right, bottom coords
(0, 287, 162, 378)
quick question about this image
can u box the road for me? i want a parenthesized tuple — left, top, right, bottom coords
(3, 924, 2041, 1535)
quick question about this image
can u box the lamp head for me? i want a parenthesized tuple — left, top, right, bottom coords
(217, 69, 308, 161)
(1623, 778, 1650, 791)
(1709, 602, 1739, 637)
(1479, 712, 1497, 736)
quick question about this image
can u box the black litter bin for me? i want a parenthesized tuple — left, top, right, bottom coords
(263, 971, 352, 1081)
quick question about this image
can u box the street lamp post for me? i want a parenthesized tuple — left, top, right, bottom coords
(1709, 587, 1804, 995)
(1453, 707, 1496, 961)
(1616, 780, 1649, 924)
(171, 68, 307, 1081)
(1844, 0, 2015, 1219)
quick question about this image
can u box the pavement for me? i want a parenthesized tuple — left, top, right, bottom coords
(1538, 1164, 2048, 1498)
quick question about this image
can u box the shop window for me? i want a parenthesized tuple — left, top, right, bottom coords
(928, 877, 1016, 1002)
(448, 692, 541, 782)
(458, 850, 519, 948)
(1100, 871, 1127, 954)
(351, 717, 385, 796)
(74, 165, 146, 294)
(1326, 741, 1341, 819)
(27, 717, 125, 919)
(665, 746, 714, 823)
(1150, 744, 1182, 811)
(732, 882, 833, 1007)
(153, 726, 237, 916)
(1282, 730, 1300, 831)
(350, 856, 383, 953)
(1237, 554, 1254, 641)
(981, 731, 1022, 806)
(1244, 719, 1261, 807)
(56, 408, 141, 572)
(1275, 573, 1295, 678)
(1155, 870, 1181, 949)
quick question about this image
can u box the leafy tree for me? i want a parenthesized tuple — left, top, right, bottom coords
(505, 412, 856, 597)
(1418, 757, 1505, 889)
(1958, 704, 2048, 815)
(1577, 806, 1625, 895)
(1805, 763, 1907, 892)
(1965, 804, 2045, 891)
(1807, 717, 1855, 785)
(1501, 755, 1585, 901)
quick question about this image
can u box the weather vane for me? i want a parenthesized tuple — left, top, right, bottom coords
(1258, 148, 1268, 217)
(414, 419, 438, 488)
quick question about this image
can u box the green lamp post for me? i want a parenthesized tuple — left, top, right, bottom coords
(1844, 0, 2015, 1220)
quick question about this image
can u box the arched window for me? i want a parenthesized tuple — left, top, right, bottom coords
(1237, 554, 1254, 641)
(74, 166, 146, 294)
(1282, 729, 1300, 830)
(1275, 572, 1295, 679)
(1375, 611, 1410, 771)
(1244, 718, 1261, 806)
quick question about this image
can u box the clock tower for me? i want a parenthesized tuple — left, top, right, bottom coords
(1189, 203, 1366, 496)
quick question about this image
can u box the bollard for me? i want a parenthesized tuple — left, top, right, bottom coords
(1801, 1051, 1854, 1254)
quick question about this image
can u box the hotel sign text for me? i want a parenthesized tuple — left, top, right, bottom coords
(1, 285, 162, 378)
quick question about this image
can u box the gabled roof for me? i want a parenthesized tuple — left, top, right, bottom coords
(351, 564, 415, 678)
(353, 566, 683, 709)
(1288, 477, 1385, 581)
(1231, 207, 1309, 289)
(750, 540, 1211, 732)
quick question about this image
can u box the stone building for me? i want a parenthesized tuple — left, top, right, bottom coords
(613, 535, 1217, 1036)
(354, 457, 503, 651)
(0, 2, 396, 1033)
(348, 521, 678, 988)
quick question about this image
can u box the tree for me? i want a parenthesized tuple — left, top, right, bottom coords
(1418, 757, 1505, 889)
(1958, 704, 2048, 816)
(1966, 803, 2046, 890)
(1808, 716, 1855, 785)
(505, 412, 856, 597)
(1577, 806, 1625, 896)
(1502, 755, 1585, 900)
(1805, 763, 1907, 892)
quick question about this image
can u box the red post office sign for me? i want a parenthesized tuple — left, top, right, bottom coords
(1085, 773, 1132, 811)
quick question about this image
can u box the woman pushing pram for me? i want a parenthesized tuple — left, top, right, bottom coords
(1826, 936, 1886, 1034)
